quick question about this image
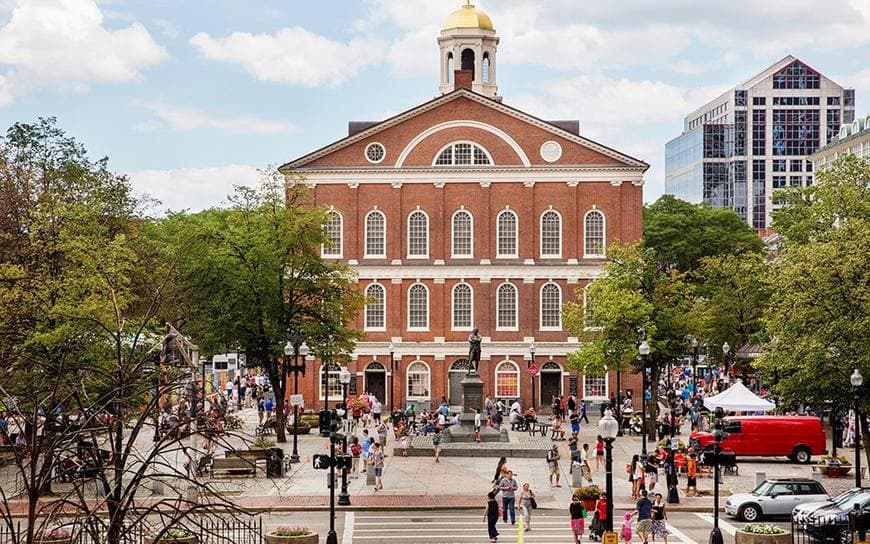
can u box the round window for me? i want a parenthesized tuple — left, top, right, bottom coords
(365, 142, 386, 164)
(540, 141, 562, 163)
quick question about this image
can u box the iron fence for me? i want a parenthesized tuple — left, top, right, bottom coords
(792, 515, 853, 544)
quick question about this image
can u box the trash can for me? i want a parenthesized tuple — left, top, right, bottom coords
(572, 462, 583, 487)
(266, 447, 284, 478)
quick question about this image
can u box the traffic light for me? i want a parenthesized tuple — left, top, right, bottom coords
(319, 409, 331, 436)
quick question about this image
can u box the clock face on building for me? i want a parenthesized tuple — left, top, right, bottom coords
(540, 140, 562, 163)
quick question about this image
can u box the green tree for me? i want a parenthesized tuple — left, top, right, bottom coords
(757, 155, 869, 467)
(564, 243, 693, 435)
(643, 195, 763, 272)
(163, 171, 364, 443)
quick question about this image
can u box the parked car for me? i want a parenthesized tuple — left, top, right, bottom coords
(796, 490, 870, 544)
(690, 416, 826, 463)
(792, 487, 870, 524)
(725, 478, 829, 521)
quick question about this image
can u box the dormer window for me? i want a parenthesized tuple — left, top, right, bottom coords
(434, 142, 492, 166)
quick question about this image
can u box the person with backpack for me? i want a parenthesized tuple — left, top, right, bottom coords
(547, 444, 562, 487)
(349, 436, 362, 478)
(432, 428, 443, 463)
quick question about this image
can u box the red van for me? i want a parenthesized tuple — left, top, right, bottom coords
(690, 416, 827, 464)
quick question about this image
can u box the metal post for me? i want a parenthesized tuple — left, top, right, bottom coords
(326, 424, 337, 544)
(616, 370, 623, 436)
(641, 362, 648, 456)
(290, 348, 301, 464)
(605, 437, 614, 532)
(709, 408, 724, 544)
(856, 390, 862, 489)
(338, 382, 350, 506)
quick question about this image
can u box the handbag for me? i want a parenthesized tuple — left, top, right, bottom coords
(530, 497, 538, 509)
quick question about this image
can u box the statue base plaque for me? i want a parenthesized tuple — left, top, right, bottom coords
(460, 371, 484, 414)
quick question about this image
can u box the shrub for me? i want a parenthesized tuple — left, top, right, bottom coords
(573, 485, 601, 500)
(160, 528, 194, 539)
(273, 527, 310, 537)
(286, 423, 311, 435)
(253, 437, 277, 449)
(742, 524, 784, 534)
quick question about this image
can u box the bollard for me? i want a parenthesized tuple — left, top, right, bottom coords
(755, 472, 766, 487)
(572, 462, 584, 487)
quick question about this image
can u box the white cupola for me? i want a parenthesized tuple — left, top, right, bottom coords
(438, 1, 499, 99)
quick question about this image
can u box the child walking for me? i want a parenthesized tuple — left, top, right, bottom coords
(400, 433, 410, 457)
(621, 512, 633, 543)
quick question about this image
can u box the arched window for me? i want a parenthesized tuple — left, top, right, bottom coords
(540, 282, 562, 330)
(461, 48, 475, 79)
(408, 283, 429, 330)
(495, 360, 520, 399)
(452, 283, 473, 330)
(364, 283, 385, 331)
(452, 209, 473, 257)
(482, 53, 491, 82)
(497, 210, 518, 257)
(496, 283, 517, 330)
(406, 361, 431, 400)
(322, 209, 342, 257)
(364, 210, 385, 258)
(319, 363, 342, 400)
(584, 209, 606, 257)
(583, 284, 599, 329)
(446, 52, 454, 83)
(407, 210, 429, 258)
(540, 210, 562, 257)
(434, 142, 492, 166)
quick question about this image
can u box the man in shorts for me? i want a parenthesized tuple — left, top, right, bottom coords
(547, 445, 562, 487)
(632, 489, 654, 542)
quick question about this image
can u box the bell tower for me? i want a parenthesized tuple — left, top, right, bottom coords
(438, 1, 499, 99)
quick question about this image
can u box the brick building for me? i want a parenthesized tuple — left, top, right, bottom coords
(279, 2, 647, 412)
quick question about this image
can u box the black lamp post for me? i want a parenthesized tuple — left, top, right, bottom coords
(722, 342, 731, 389)
(691, 338, 699, 397)
(852, 368, 863, 489)
(285, 329, 308, 464)
(529, 341, 536, 409)
(709, 406, 726, 544)
(338, 367, 352, 506)
(388, 341, 396, 412)
(639, 336, 651, 456)
(598, 408, 619, 532)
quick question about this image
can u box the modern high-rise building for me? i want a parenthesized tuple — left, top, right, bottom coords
(665, 56, 855, 232)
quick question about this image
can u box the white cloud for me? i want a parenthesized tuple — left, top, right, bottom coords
(0, 0, 167, 106)
(190, 27, 385, 88)
(135, 101, 296, 134)
(127, 164, 262, 212)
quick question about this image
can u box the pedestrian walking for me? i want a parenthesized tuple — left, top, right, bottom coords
(570, 493, 587, 544)
(474, 408, 482, 443)
(368, 442, 384, 491)
(686, 450, 698, 496)
(432, 428, 443, 463)
(547, 444, 562, 487)
(580, 399, 590, 424)
(630, 454, 644, 499)
(595, 435, 605, 470)
(350, 436, 361, 478)
(361, 430, 372, 473)
(651, 493, 670, 543)
(590, 492, 608, 541)
(493, 457, 508, 487)
(519, 483, 536, 530)
(620, 512, 633, 543)
(631, 490, 653, 544)
(484, 490, 500, 542)
(377, 420, 388, 448)
(498, 469, 518, 525)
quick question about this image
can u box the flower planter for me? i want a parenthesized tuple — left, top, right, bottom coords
(263, 532, 318, 544)
(146, 535, 198, 544)
(735, 530, 791, 544)
(816, 464, 852, 477)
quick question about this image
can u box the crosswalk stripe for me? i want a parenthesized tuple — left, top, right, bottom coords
(667, 523, 699, 544)
(694, 513, 738, 536)
(341, 512, 354, 544)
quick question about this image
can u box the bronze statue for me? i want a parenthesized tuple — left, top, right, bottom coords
(468, 328, 481, 373)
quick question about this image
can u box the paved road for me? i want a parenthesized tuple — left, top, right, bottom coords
(264, 510, 794, 544)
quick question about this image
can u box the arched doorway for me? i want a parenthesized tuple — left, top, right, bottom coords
(364, 361, 387, 404)
(540, 361, 563, 410)
(448, 359, 472, 405)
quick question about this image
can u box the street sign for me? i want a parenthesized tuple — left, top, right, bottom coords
(603, 532, 618, 544)
(290, 394, 304, 407)
(528, 363, 539, 377)
(312, 454, 331, 470)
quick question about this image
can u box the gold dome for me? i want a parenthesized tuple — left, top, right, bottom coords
(443, 2, 494, 31)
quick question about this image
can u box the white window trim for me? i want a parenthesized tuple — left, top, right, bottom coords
(451, 282, 474, 331)
(431, 140, 495, 166)
(540, 362, 564, 397)
(363, 210, 386, 259)
(407, 283, 429, 331)
(450, 209, 474, 259)
(539, 282, 562, 331)
(406, 210, 430, 260)
(539, 209, 563, 259)
(318, 364, 343, 401)
(495, 282, 519, 332)
(364, 142, 386, 164)
(321, 209, 343, 259)
(496, 209, 519, 259)
(363, 282, 386, 332)
(495, 360, 520, 399)
(406, 360, 431, 401)
(582, 284, 603, 332)
(583, 209, 606, 258)
(582, 372, 610, 401)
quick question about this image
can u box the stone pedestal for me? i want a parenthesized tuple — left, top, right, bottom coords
(461, 371, 484, 414)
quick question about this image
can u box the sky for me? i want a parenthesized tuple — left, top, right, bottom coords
(1, 0, 869, 212)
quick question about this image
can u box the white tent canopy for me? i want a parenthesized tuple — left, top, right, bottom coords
(703, 381, 776, 412)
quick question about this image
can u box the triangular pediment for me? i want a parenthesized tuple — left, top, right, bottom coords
(280, 89, 648, 172)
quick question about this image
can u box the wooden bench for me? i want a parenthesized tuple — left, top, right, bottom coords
(210, 458, 256, 478)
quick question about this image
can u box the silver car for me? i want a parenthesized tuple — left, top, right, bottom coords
(725, 478, 830, 522)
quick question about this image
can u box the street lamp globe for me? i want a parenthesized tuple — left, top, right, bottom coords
(722, 342, 730, 355)
(851, 368, 864, 387)
(339, 367, 352, 385)
(691, 338, 698, 348)
(529, 341, 536, 356)
(599, 409, 619, 440)
(638, 340, 650, 356)
(283, 341, 293, 357)
(388, 341, 395, 357)
(299, 341, 309, 358)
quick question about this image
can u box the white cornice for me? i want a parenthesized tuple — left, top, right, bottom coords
(353, 340, 582, 359)
(292, 167, 644, 185)
(353, 263, 604, 281)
